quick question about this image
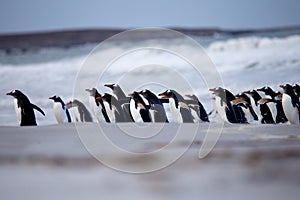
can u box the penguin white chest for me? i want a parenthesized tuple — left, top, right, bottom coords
(169, 98, 182, 123)
(103, 101, 116, 123)
(129, 99, 144, 123)
(89, 96, 102, 122)
(214, 96, 228, 123)
(282, 94, 299, 124)
(53, 103, 68, 124)
(13, 98, 22, 125)
(249, 97, 262, 121)
(73, 107, 81, 122)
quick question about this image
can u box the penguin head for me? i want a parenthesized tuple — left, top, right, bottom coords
(49, 95, 62, 102)
(101, 93, 112, 103)
(185, 94, 197, 101)
(128, 91, 140, 99)
(104, 83, 116, 90)
(158, 90, 173, 99)
(293, 84, 300, 96)
(209, 87, 225, 97)
(6, 89, 24, 99)
(138, 89, 157, 100)
(257, 86, 274, 95)
(280, 84, 294, 95)
(85, 88, 97, 96)
(66, 101, 74, 108)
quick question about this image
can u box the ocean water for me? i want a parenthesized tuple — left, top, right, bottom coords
(0, 29, 299, 126)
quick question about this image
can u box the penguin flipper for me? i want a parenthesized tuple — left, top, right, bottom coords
(32, 104, 45, 116)
(140, 109, 151, 122)
(66, 109, 72, 123)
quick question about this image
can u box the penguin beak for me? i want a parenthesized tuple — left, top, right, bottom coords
(137, 91, 143, 95)
(49, 97, 54, 100)
(185, 94, 192, 98)
(66, 101, 72, 108)
(104, 84, 114, 89)
(158, 93, 167, 99)
(244, 91, 250, 94)
(85, 88, 91, 92)
(279, 85, 284, 89)
(95, 96, 102, 101)
(6, 92, 12, 96)
(128, 93, 133, 97)
(209, 88, 216, 94)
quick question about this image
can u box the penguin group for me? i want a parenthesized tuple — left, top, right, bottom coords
(6, 83, 299, 126)
(209, 84, 300, 125)
(85, 84, 210, 123)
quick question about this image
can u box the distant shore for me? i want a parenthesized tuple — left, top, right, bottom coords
(1, 26, 300, 51)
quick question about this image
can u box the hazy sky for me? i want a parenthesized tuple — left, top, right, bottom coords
(0, 0, 299, 34)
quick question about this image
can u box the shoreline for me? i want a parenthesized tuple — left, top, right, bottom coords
(1, 25, 300, 51)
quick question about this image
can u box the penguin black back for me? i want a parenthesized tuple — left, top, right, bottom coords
(129, 91, 151, 122)
(7, 90, 45, 126)
(246, 90, 275, 124)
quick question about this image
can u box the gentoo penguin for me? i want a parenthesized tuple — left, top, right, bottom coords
(128, 91, 151, 123)
(49, 95, 71, 124)
(138, 89, 169, 123)
(257, 86, 287, 123)
(158, 90, 194, 123)
(6, 90, 45, 126)
(234, 93, 258, 122)
(66, 99, 93, 122)
(104, 83, 133, 122)
(244, 90, 275, 124)
(209, 87, 230, 123)
(257, 98, 278, 123)
(209, 87, 245, 123)
(185, 94, 209, 122)
(97, 93, 128, 123)
(280, 84, 300, 124)
(85, 88, 105, 122)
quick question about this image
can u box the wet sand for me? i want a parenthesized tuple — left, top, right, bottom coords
(0, 123, 299, 200)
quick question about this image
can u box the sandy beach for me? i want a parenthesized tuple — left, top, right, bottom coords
(0, 123, 299, 200)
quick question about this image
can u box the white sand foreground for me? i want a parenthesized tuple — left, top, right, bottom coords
(0, 123, 299, 200)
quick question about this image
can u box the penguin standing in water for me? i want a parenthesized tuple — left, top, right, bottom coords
(158, 90, 194, 123)
(185, 94, 209, 122)
(280, 84, 300, 125)
(104, 83, 133, 122)
(6, 90, 45, 126)
(244, 90, 275, 124)
(97, 93, 128, 123)
(128, 91, 151, 123)
(66, 99, 93, 122)
(209, 87, 246, 123)
(49, 95, 71, 124)
(234, 93, 258, 123)
(257, 86, 287, 123)
(138, 89, 169, 123)
(85, 88, 104, 122)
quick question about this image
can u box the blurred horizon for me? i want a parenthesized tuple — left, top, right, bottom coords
(0, 0, 299, 34)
